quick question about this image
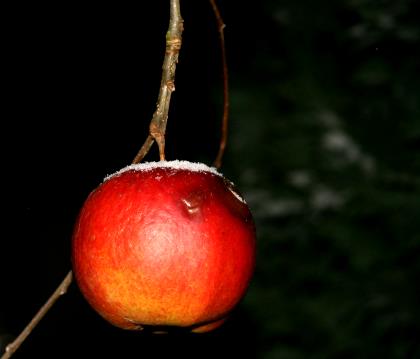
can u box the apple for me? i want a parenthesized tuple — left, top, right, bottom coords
(71, 160, 256, 333)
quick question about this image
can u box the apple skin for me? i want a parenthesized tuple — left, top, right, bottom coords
(71, 161, 256, 333)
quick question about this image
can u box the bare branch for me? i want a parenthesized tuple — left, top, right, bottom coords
(1, 271, 73, 359)
(139, 0, 183, 162)
(210, 0, 230, 169)
(132, 135, 154, 164)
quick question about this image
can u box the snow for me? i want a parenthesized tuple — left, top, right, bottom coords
(104, 160, 222, 182)
(228, 186, 247, 204)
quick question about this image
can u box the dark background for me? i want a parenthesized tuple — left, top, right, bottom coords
(1, 0, 419, 358)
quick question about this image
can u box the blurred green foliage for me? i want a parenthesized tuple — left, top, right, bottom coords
(224, 0, 420, 357)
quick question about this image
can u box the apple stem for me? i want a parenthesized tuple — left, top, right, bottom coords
(133, 0, 183, 164)
(210, 0, 229, 170)
(0, 271, 73, 359)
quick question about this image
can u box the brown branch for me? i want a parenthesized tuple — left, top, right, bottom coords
(210, 0, 229, 169)
(132, 0, 184, 163)
(132, 134, 154, 164)
(1, 271, 73, 359)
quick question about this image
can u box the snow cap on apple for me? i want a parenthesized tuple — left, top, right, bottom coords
(72, 160, 256, 333)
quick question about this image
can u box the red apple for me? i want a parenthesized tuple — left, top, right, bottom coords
(71, 160, 256, 333)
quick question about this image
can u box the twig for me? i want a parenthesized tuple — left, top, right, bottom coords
(132, 0, 183, 163)
(209, 0, 229, 169)
(132, 134, 155, 164)
(1, 271, 73, 359)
